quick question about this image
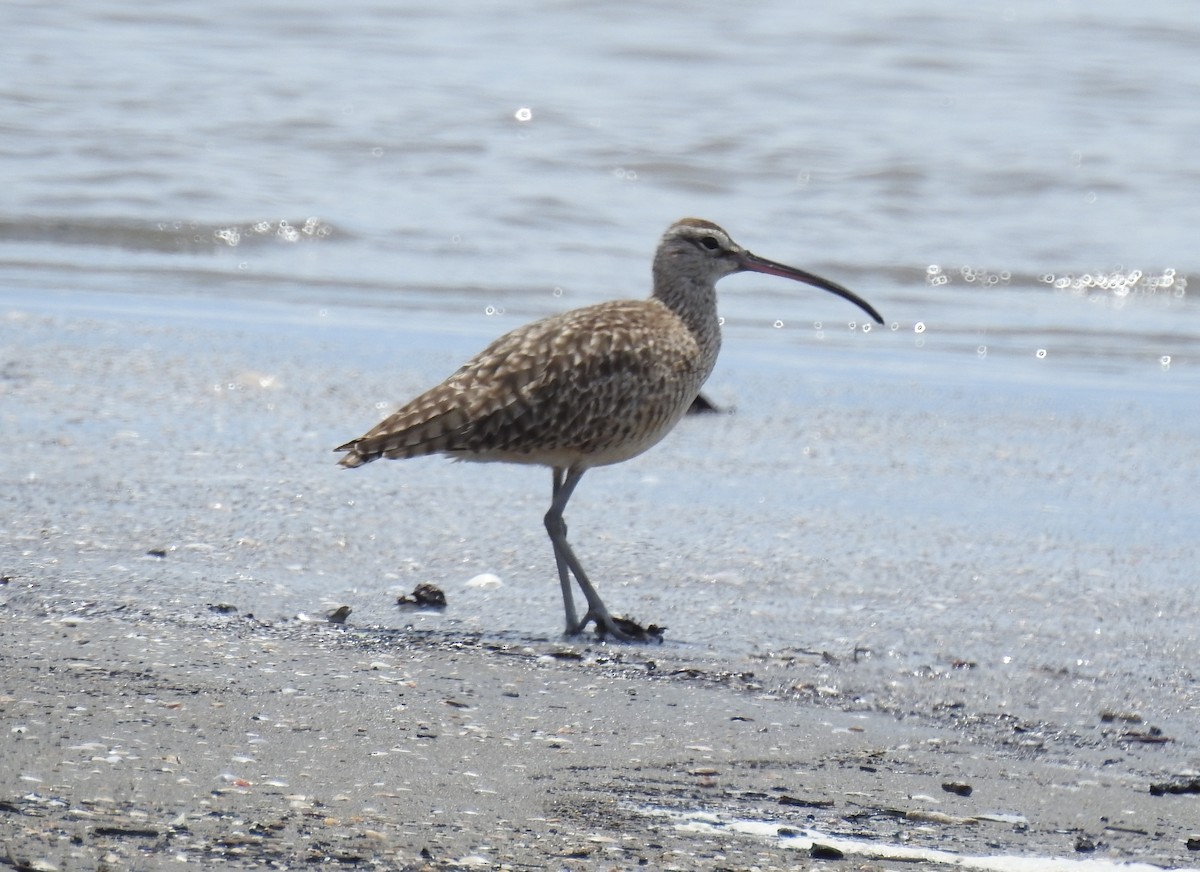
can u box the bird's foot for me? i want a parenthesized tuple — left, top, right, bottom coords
(582, 613, 665, 644)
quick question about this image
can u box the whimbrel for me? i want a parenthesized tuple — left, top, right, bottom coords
(336, 218, 883, 641)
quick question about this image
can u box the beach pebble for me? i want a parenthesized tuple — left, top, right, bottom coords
(810, 843, 844, 860)
(398, 583, 447, 607)
(466, 572, 502, 589)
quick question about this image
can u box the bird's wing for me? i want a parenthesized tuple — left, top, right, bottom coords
(336, 300, 700, 466)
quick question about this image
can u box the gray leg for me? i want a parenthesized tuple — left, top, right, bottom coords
(544, 467, 634, 641)
(549, 468, 579, 634)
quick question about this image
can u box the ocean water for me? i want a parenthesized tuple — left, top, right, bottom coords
(3, 3, 1198, 725)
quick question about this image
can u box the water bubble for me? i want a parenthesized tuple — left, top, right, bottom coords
(773, 319, 784, 329)
(514, 107, 533, 122)
(1083, 191, 1097, 204)
(1160, 355, 1171, 368)
(451, 234, 462, 244)
(847, 321, 857, 331)
(1040, 273, 1055, 284)
(862, 323, 872, 333)
(552, 287, 563, 297)
(812, 321, 823, 331)
(926, 264, 942, 277)
(796, 171, 811, 187)
(977, 345, 987, 358)
(485, 306, 496, 316)
(914, 322, 926, 334)
(889, 322, 900, 331)
(717, 316, 725, 326)
(1036, 348, 1047, 359)
(371, 146, 384, 158)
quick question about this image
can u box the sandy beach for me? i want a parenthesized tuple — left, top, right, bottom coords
(2, 294, 1197, 871)
(2, 601, 1197, 872)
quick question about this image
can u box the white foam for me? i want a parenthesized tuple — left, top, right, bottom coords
(657, 809, 1197, 872)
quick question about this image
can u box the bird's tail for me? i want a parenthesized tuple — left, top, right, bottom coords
(335, 406, 475, 468)
(335, 443, 370, 468)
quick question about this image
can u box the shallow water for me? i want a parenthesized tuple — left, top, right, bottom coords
(3, 2, 1198, 739)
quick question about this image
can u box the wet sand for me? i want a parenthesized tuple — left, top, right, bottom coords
(2, 294, 1198, 870)
(4, 603, 1198, 871)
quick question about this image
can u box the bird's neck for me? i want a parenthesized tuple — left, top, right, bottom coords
(651, 266, 722, 361)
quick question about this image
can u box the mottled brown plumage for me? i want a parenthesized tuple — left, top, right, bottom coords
(337, 299, 709, 470)
(337, 218, 883, 640)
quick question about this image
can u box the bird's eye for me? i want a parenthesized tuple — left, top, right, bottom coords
(699, 236, 720, 251)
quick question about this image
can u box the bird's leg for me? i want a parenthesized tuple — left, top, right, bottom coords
(549, 467, 579, 635)
(544, 467, 635, 641)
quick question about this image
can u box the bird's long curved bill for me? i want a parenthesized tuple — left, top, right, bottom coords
(739, 251, 884, 325)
